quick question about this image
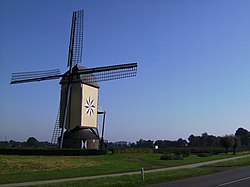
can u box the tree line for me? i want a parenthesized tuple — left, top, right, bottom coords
(108, 127, 250, 152)
(1, 127, 249, 151)
(0, 137, 53, 148)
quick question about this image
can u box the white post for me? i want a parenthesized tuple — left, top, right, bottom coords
(141, 167, 145, 181)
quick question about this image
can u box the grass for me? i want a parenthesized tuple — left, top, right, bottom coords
(207, 154, 250, 167)
(32, 152, 250, 187)
(32, 168, 215, 187)
(0, 152, 249, 184)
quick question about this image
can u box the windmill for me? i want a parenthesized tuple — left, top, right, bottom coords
(10, 10, 137, 149)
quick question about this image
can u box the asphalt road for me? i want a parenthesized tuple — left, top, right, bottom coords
(145, 166, 250, 187)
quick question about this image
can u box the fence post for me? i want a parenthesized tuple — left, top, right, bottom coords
(141, 167, 145, 181)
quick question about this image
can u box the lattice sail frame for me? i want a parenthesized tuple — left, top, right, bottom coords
(10, 63, 137, 84)
(67, 10, 84, 68)
(79, 63, 137, 83)
(72, 10, 84, 66)
(11, 69, 61, 84)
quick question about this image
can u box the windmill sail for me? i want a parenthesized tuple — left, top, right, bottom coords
(67, 10, 84, 68)
(10, 69, 61, 84)
(78, 63, 138, 83)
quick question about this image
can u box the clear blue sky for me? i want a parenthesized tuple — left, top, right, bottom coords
(0, 0, 249, 142)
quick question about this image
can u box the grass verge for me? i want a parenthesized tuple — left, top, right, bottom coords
(207, 154, 250, 167)
(31, 153, 250, 187)
(0, 152, 249, 184)
(32, 168, 216, 187)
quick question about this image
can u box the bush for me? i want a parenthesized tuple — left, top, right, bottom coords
(190, 148, 224, 155)
(160, 153, 184, 160)
(196, 152, 213, 157)
(109, 147, 154, 154)
(176, 151, 190, 158)
(157, 148, 190, 158)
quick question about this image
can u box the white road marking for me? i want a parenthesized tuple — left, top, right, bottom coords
(218, 176, 250, 186)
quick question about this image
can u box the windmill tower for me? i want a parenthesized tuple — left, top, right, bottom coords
(10, 10, 137, 149)
(58, 64, 100, 149)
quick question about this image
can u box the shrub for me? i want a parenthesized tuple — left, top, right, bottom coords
(160, 153, 184, 160)
(109, 147, 154, 154)
(196, 152, 213, 157)
(175, 154, 184, 160)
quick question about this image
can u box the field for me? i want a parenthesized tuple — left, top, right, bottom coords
(1, 151, 250, 185)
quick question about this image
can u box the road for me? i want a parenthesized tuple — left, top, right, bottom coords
(145, 166, 250, 187)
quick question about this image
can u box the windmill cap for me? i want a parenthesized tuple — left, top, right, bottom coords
(60, 64, 99, 88)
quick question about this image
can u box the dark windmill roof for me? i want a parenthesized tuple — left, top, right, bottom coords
(63, 126, 99, 140)
(60, 64, 99, 88)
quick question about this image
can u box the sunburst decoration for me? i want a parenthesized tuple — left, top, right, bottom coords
(85, 97, 95, 116)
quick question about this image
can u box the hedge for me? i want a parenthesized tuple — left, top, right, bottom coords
(108, 147, 227, 155)
(157, 147, 225, 155)
(160, 153, 184, 160)
(109, 147, 154, 154)
(0, 148, 107, 156)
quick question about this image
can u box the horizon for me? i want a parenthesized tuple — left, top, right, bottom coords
(1, 126, 248, 146)
(1, 126, 247, 143)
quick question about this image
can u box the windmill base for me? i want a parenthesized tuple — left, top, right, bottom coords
(59, 127, 100, 149)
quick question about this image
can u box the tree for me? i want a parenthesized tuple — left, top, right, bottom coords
(188, 133, 220, 147)
(188, 134, 200, 147)
(136, 139, 154, 147)
(177, 138, 188, 147)
(206, 135, 220, 147)
(220, 135, 235, 154)
(235, 128, 250, 148)
(26, 137, 39, 147)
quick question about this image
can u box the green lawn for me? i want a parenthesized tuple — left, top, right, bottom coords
(32, 154, 250, 187)
(0, 152, 249, 184)
(207, 154, 250, 167)
(33, 168, 215, 187)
